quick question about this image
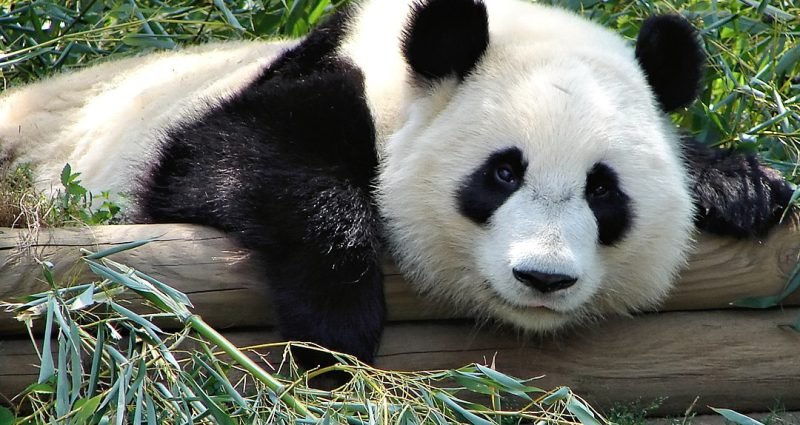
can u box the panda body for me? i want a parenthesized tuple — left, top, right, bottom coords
(1, 41, 293, 198)
(1, 0, 792, 365)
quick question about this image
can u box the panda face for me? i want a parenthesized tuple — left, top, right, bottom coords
(379, 38, 695, 331)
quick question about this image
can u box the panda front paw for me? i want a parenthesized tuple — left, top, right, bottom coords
(270, 255, 385, 380)
(693, 155, 794, 238)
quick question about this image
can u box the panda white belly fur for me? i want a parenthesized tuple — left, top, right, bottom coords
(0, 0, 792, 367)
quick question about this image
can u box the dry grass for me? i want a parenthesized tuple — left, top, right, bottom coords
(0, 163, 48, 229)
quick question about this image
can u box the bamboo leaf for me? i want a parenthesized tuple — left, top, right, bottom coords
(23, 383, 54, 395)
(433, 392, 491, 425)
(193, 355, 249, 410)
(42, 261, 56, 288)
(73, 395, 104, 425)
(710, 408, 765, 425)
(85, 261, 174, 313)
(306, 0, 331, 25)
(38, 297, 56, 383)
(125, 358, 148, 405)
(83, 239, 155, 260)
(182, 373, 238, 425)
(540, 387, 570, 405)
(110, 302, 163, 334)
(69, 284, 95, 310)
(69, 321, 83, 404)
(566, 397, 602, 425)
(115, 363, 129, 425)
(121, 34, 175, 49)
(134, 270, 193, 307)
(734, 259, 800, 308)
(145, 393, 157, 425)
(756, 0, 768, 15)
(55, 335, 70, 418)
(133, 383, 144, 425)
(450, 371, 494, 395)
(775, 44, 800, 77)
(213, 0, 244, 31)
(732, 294, 783, 308)
(475, 363, 538, 400)
(397, 408, 419, 425)
(88, 324, 106, 396)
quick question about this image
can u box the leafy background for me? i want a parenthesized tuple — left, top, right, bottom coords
(1, 0, 798, 185)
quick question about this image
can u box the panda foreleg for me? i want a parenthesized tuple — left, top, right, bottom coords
(256, 178, 386, 369)
(140, 162, 386, 371)
(136, 57, 387, 371)
(680, 136, 794, 238)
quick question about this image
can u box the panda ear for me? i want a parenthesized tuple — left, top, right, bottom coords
(635, 15, 705, 112)
(401, 0, 489, 82)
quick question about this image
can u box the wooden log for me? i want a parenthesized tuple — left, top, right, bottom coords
(1, 309, 799, 415)
(1, 220, 800, 335)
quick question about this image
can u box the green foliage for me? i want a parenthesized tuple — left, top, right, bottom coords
(0, 0, 344, 87)
(762, 403, 800, 425)
(53, 164, 121, 226)
(605, 399, 665, 425)
(558, 0, 800, 184)
(2, 0, 797, 185)
(0, 407, 13, 425)
(0, 163, 120, 227)
(2, 242, 610, 424)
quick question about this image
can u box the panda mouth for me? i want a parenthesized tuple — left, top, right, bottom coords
(488, 289, 561, 312)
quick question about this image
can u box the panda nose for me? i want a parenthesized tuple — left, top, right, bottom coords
(512, 268, 577, 293)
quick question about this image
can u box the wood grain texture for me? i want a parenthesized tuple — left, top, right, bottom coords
(2, 220, 799, 335)
(1, 309, 799, 415)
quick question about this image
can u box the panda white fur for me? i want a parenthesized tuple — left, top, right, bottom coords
(1, 0, 792, 367)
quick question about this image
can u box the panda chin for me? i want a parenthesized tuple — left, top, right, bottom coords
(488, 296, 578, 332)
(474, 275, 602, 332)
(490, 289, 561, 311)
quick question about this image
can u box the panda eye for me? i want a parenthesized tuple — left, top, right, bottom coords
(585, 163, 619, 202)
(590, 184, 609, 199)
(494, 164, 516, 184)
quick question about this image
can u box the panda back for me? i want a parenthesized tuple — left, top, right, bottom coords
(0, 41, 293, 200)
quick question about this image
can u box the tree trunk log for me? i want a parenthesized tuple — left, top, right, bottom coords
(2, 221, 799, 335)
(1, 221, 799, 414)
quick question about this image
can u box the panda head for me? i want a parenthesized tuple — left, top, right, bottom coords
(379, 0, 704, 331)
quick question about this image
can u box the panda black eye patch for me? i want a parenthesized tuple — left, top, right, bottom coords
(585, 162, 633, 245)
(457, 147, 526, 224)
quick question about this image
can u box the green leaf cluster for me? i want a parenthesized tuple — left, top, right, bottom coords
(0, 0, 344, 86)
(53, 164, 121, 226)
(2, 1, 796, 188)
(0, 163, 121, 227)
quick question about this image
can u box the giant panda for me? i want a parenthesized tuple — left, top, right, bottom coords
(0, 0, 793, 368)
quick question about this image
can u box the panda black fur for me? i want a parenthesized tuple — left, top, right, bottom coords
(0, 0, 793, 367)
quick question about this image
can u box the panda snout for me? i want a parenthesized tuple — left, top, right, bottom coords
(511, 268, 577, 293)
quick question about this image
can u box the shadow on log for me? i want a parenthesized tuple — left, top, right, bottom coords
(1, 220, 799, 414)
